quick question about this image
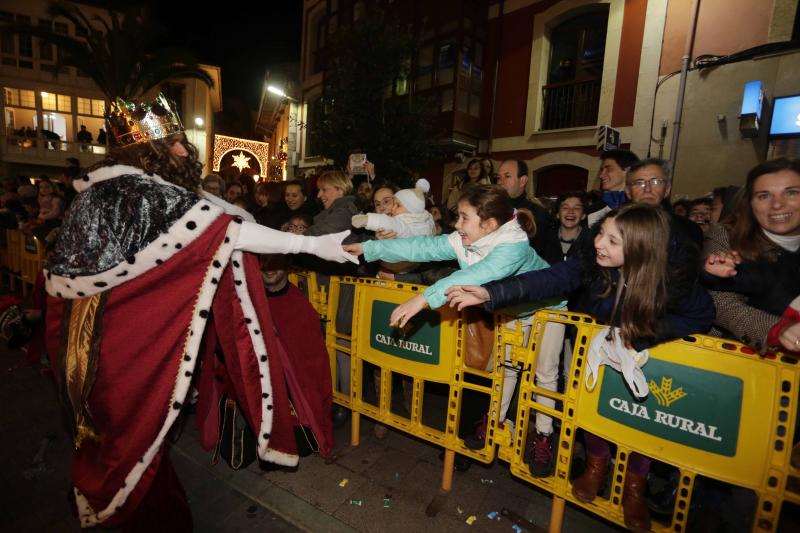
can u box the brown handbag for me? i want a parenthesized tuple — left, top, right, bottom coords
(462, 307, 496, 371)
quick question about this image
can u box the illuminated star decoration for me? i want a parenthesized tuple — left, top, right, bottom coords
(232, 151, 252, 172)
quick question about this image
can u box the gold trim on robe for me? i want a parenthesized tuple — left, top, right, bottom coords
(60, 293, 107, 448)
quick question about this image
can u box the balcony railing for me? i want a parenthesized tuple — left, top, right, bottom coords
(541, 78, 601, 130)
(0, 135, 106, 166)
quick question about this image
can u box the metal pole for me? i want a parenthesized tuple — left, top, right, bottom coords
(441, 449, 455, 490)
(668, 0, 701, 181)
(548, 496, 566, 533)
(350, 410, 360, 446)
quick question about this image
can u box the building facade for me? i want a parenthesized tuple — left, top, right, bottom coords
(300, 0, 800, 201)
(0, 0, 222, 181)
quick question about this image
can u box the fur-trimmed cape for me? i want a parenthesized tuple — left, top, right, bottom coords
(44, 164, 298, 528)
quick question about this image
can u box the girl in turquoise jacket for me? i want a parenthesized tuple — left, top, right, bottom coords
(344, 185, 565, 442)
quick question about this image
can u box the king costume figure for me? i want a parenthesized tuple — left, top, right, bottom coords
(43, 94, 355, 530)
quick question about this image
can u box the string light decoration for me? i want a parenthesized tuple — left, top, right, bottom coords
(212, 134, 269, 174)
(269, 162, 283, 180)
(277, 136, 288, 164)
(231, 151, 252, 172)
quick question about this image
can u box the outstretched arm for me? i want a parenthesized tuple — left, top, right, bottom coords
(353, 213, 411, 236)
(389, 294, 428, 328)
(446, 285, 490, 310)
(236, 222, 358, 264)
(362, 234, 455, 263)
(480, 257, 582, 312)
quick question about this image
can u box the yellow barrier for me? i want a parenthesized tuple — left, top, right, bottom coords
(3, 229, 44, 295)
(20, 234, 44, 291)
(298, 271, 800, 532)
(509, 311, 800, 533)
(327, 276, 515, 505)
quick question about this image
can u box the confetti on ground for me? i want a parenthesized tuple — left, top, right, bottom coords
(457, 506, 464, 515)
(466, 515, 477, 525)
(480, 478, 494, 485)
(338, 478, 349, 487)
(487, 511, 499, 520)
(383, 498, 391, 508)
(349, 499, 363, 507)
(512, 525, 524, 533)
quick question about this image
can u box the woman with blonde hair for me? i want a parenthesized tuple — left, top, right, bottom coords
(305, 170, 361, 238)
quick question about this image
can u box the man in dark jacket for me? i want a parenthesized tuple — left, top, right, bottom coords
(623, 158, 704, 299)
(496, 160, 562, 264)
(587, 149, 640, 226)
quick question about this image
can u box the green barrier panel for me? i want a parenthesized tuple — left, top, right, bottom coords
(509, 311, 800, 533)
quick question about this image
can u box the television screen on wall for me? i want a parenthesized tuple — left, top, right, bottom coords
(770, 94, 800, 137)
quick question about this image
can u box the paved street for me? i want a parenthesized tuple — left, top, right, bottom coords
(1, 344, 621, 533)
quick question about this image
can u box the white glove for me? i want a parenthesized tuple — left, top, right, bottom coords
(351, 214, 368, 228)
(299, 230, 359, 264)
(585, 326, 649, 399)
(236, 222, 358, 264)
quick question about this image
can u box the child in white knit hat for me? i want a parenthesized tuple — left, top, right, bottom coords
(351, 179, 435, 237)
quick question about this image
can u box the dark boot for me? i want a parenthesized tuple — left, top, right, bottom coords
(623, 472, 652, 533)
(463, 415, 489, 450)
(332, 405, 349, 428)
(571, 453, 609, 503)
(528, 432, 554, 477)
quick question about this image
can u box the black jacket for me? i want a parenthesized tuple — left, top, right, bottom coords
(509, 195, 562, 265)
(702, 251, 800, 316)
(483, 209, 713, 351)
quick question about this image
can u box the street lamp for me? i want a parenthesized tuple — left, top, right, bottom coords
(267, 85, 286, 97)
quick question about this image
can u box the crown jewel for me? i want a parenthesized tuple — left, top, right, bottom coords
(105, 93, 183, 147)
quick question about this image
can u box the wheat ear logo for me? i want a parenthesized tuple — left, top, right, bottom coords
(649, 377, 687, 407)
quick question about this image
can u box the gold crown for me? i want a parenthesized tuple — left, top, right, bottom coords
(105, 93, 183, 147)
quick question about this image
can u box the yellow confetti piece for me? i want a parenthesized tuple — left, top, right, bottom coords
(466, 515, 477, 525)
(338, 478, 349, 487)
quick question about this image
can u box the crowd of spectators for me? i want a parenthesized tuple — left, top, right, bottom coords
(6, 145, 799, 532)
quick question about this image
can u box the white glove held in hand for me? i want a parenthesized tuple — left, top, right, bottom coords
(299, 230, 359, 264)
(351, 214, 368, 228)
(585, 326, 649, 399)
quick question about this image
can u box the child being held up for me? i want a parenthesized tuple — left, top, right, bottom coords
(351, 179, 435, 238)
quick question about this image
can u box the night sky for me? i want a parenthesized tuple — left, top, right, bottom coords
(146, 1, 303, 109)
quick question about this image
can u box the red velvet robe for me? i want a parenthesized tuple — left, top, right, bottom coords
(267, 282, 334, 456)
(46, 206, 298, 528)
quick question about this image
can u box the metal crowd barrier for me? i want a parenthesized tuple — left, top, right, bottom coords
(3, 229, 44, 295)
(287, 271, 800, 532)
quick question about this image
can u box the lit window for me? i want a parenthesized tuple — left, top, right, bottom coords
(41, 91, 56, 110)
(77, 97, 91, 115)
(4, 87, 18, 106)
(92, 99, 105, 116)
(57, 94, 71, 112)
(19, 89, 35, 108)
(77, 97, 106, 116)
